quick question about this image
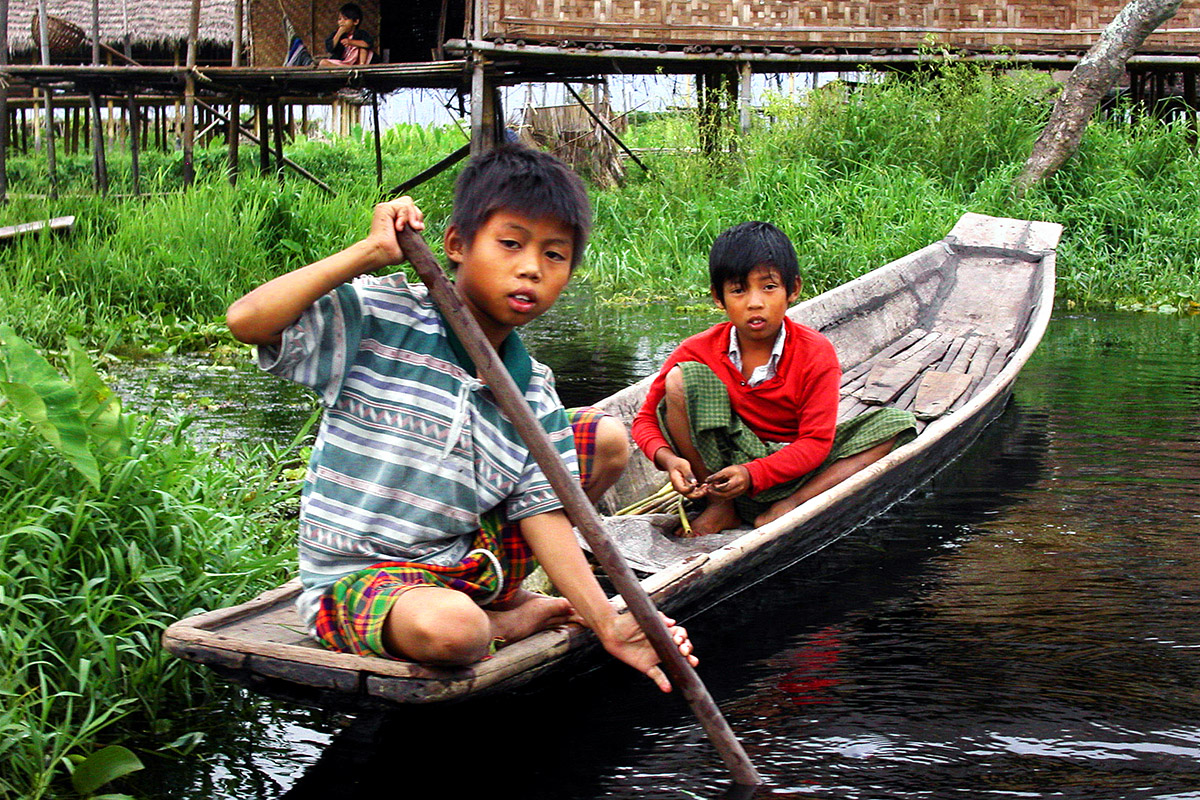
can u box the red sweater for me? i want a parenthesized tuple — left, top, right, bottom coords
(631, 317, 841, 494)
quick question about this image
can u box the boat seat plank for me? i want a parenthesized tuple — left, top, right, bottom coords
(914, 372, 974, 420)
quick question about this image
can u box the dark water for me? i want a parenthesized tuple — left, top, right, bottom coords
(130, 308, 1200, 800)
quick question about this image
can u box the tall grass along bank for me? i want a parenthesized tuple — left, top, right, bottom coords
(0, 328, 302, 799)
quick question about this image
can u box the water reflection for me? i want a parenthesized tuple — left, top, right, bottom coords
(128, 309, 1200, 799)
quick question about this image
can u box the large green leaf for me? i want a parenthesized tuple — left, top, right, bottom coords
(67, 336, 131, 461)
(0, 325, 101, 489)
(69, 745, 144, 796)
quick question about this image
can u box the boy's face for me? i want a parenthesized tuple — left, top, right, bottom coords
(713, 265, 800, 347)
(444, 209, 574, 348)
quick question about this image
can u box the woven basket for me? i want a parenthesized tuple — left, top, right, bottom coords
(29, 14, 88, 56)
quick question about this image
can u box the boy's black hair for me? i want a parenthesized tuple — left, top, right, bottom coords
(451, 144, 592, 269)
(708, 220, 800, 299)
(339, 3, 363, 22)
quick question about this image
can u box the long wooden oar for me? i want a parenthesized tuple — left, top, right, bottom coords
(397, 227, 762, 788)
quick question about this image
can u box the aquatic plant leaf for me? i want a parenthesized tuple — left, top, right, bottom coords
(0, 325, 101, 489)
(66, 337, 131, 461)
(69, 745, 144, 796)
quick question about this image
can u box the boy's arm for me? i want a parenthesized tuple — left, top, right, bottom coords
(519, 510, 696, 692)
(226, 198, 423, 345)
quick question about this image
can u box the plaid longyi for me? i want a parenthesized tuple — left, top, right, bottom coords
(313, 405, 608, 658)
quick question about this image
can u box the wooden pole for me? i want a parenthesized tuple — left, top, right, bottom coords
(124, 31, 141, 195)
(0, 0, 9, 202)
(90, 0, 109, 194)
(386, 143, 469, 198)
(232, 0, 243, 67)
(396, 227, 763, 790)
(257, 101, 270, 173)
(36, 0, 58, 199)
(183, 0, 201, 186)
(272, 98, 285, 183)
(562, 83, 650, 174)
(372, 92, 383, 188)
(738, 61, 753, 134)
(469, 55, 495, 155)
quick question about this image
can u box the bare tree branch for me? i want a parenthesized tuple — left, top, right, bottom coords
(1013, 0, 1183, 198)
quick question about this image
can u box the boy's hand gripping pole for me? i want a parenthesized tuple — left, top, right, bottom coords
(397, 228, 762, 789)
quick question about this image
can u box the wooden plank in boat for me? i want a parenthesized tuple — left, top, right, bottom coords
(914, 372, 974, 420)
(861, 335, 950, 405)
(840, 329, 927, 387)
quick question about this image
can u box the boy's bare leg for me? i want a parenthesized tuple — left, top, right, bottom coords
(583, 414, 631, 504)
(662, 366, 740, 536)
(754, 435, 900, 528)
(381, 586, 573, 665)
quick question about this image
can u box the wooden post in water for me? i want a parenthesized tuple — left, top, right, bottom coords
(738, 62, 752, 134)
(0, 0, 9, 202)
(36, 0, 57, 198)
(89, 0, 109, 194)
(182, 0, 201, 186)
(396, 227, 763, 790)
(124, 31, 141, 195)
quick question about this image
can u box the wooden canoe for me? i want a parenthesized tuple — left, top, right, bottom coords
(163, 211, 1061, 707)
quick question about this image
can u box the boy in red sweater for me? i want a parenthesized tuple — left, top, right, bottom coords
(631, 221, 917, 536)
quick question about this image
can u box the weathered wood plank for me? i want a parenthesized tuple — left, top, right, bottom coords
(914, 372, 973, 420)
(840, 328, 927, 387)
(0, 215, 75, 240)
(861, 335, 950, 405)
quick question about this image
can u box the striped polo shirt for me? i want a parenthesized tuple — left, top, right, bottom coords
(258, 273, 578, 629)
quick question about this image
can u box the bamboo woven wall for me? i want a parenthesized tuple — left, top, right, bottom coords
(250, 0, 380, 66)
(484, 0, 1200, 52)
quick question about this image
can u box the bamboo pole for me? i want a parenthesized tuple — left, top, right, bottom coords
(257, 101, 270, 173)
(396, 227, 762, 790)
(36, 0, 57, 198)
(183, 0, 201, 186)
(272, 98, 285, 184)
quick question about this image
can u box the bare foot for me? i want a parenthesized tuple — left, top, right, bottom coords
(754, 497, 799, 528)
(486, 589, 575, 645)
(688, 498, 741, 537)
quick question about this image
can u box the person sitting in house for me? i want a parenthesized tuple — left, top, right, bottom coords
(319, 3, 374, 67)
(631, 221, 919, 537)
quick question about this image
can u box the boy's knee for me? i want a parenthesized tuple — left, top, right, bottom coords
(594, 415, 630, 469)
(386, 591, 490, 664)
(663, 365, 687, 405)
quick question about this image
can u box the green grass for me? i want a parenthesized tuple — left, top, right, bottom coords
(0, 361, 305, 799)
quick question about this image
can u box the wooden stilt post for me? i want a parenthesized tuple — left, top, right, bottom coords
(372, 92, 383, 188)
(123, 35, 141, 195)
(36, 0, 58, 198)
(258, 102, 270, 174)
(0, 0, 9, 202)
(1185, 70, 1198, 148)
(90, 0, 109, 194)
(469, 54, 496, 155)
(272, 98, 285, 183)
(228, 0, 242, 185)
(183, 0, 201, 186)
(738, 61, 752, 134)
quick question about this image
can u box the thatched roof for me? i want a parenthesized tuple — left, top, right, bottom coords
(5, 0, 243, 54)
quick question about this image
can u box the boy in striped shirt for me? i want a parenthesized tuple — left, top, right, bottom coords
(227, 145, 694, 691)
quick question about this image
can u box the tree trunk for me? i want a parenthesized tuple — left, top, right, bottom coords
(1013, 0, 1183, 198)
